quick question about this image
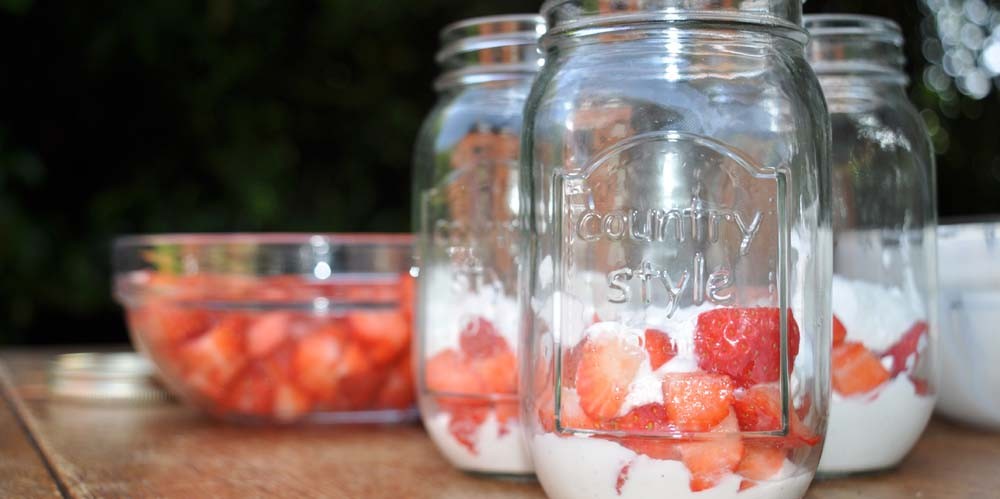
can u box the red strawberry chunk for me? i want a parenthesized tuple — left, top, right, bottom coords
(832, 315, 847, 347)
(661, 373, 734, 432)
(376, 354, 415, 409)
(733, 384, 820, 447)
(425, 349, 486, 396)
(881, 321, 928, 378)
(292, 325, 350, 401)
(177, 315, 248, 399)
(471, 349, 517, 394)
(246, 312, 291, 358)
(575, 331, 644, 421)
(561, 342, 585, 389)
(607, 404, 683, 460)
(694, 307, 800, 388)
(346, 310, 410, 365)
(680, 411, 744, 492)
(616, 462, 631, 495)
(459, 317, 509, 359)
(737, 444, 785, 481)
(644, 328, 677, 370)
(448, 403, 489, 454)
(832, 342, 890, 396)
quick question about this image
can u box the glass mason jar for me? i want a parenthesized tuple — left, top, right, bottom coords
(412, 14, 544, 477)
(805, 15, 938, 475)
(520, 2, 831, 498)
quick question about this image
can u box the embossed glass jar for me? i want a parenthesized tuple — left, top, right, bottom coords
(805, 15, 938, 476)
(520, 2, 831, 498)
(412, 14, 544, 477)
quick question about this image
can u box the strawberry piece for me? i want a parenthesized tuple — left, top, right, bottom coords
(346, 310, 410, 365)
(292, 325, 349, 401)
(459, 317, 508, 359)
(680, 411, 744, 492)
(881, 321, 928, 378)
(222, 364, 275, 416)
(737, 444, 785, 481)
(561, 342, 585, 389)
(176, 315, 248, 399)
(398, 272, 415, 321)
(832, 315, 847, 347)
(615, 462, 630, 495)
(733, 383, 820, 447)
(644, 328, 677, 370)
(910, 376, 931, 396)
(495, 399, 520, 428)
(575, 331, 644, 421)
(661, 373, 734, 432)
(425, 349, 486, 396)
(448, 403, 490, 454)
(146, 302, 211, 346)
(376, 355, 415, 409)
(472, 349, 517, 394)
(246, 312, 291, 358)
(553, 387, 596, 431)
(272, 382, 313, 422)
(832, 342, 890, 396)
(694, 307, 800, 388)
(606, 403, 683, 460)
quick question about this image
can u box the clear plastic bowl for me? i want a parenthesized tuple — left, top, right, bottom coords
(112, 233, 416, 423)
(936, 221, 1000, 431)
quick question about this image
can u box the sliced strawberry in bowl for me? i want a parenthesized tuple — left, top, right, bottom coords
(574, 330, 644, 421)
(176, 315, 249, 400)
(246, 312, 292, 359)
(346, 310, 410, 366)
(661, 372, 734, 432)
(644, 328, 677, 370)
(459, 316, 509, 359)
(737, 443, 786, 490)
(832, 341, 891, 396)
(694, 307, 800, 388)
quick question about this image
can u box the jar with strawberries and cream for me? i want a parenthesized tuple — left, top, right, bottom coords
(805, 14, 938, 476)
(519, 2, 832, 498)
(412, 14, 544, 477)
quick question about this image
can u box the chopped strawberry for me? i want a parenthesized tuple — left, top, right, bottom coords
(910, 376, 931, 396)
(471, 349, 517, 394)
(616, 462, 630, 495)
(246, 312, 291, 358)
(644, 328, 677, 370)
(575, 331, 644, 421)
(694, 307, 800, 388)
(555, 387, 596, 430)
(737, 444, 785, 481)
(680, 411, 745, 492)
(661, 373, 734, 432)
(881, 321, 928, 378)
(425, 349, 486, 395)
(832, 341, 890, 396)
(176, 315, 248, 399)
(376, 355, 415, 409)
(448, 403, 490, 454)
(221, 364, 275, 416)
(459, 317, 509, 359)
(495, 399, 520, 430)
(346, 310, 410, 365)
(832, 315, 847, 347)
(146, 302, 211, 346)
(398, 272, 416, 321)
(561, 342, 585, 389)
(292, 325, 349, 401)
(732, 383, 820, 447)
(272, 382, 313, 422)
(606, 403, 683, 460)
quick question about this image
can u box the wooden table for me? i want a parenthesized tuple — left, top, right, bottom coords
(2, 348, 998, 499)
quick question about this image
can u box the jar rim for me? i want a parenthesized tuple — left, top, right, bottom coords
(439, 14, 546, 44)
(435, 33, 543, 65)
(803, 14, 902, 45)
(540, 0, 806, 38)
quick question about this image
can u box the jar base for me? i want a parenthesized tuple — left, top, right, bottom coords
(815, 464, 898, 480)
(463, 470, 536, 482)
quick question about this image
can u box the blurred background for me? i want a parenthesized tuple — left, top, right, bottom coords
(0, 0, 998, 345)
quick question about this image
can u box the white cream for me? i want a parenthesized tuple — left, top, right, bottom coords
(831, 276, 923, 352)
(533, 433, 814, 499)
(819, 375, 935, 473)
(425, 411, 533, 475)
(423, 265, 520, 356)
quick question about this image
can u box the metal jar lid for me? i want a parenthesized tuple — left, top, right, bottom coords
(48, 352, 174, 404)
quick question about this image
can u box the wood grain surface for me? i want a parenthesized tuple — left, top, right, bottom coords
(0, 361, 62, 498)
(2, 348, 999, 499)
